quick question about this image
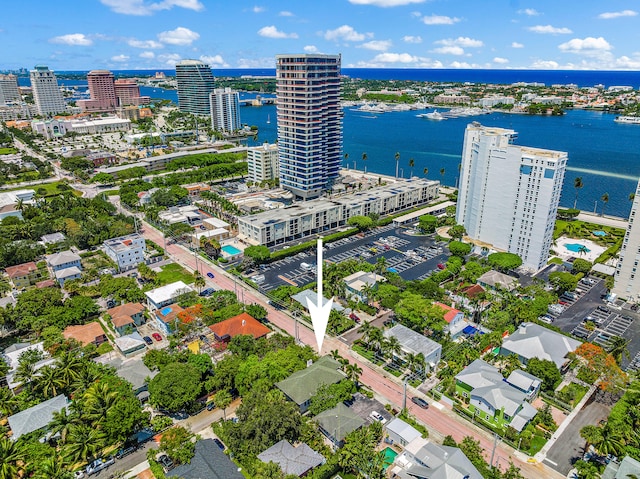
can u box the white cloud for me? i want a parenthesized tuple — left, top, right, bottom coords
(530, 59, 560, 69)
(558, 36, 612, 57)
(359, 40, 392, 51)
(100, 0, 204, 16)
(528, 25, 572, 34)
(493, 57, 509, 64)
(449, 61, 481, 68)
(157, 27, 200, 46)
(598, 10, 637, 20)
(200, 55, 229, 67)
(128, 39, 163, 49)
(111, 54, 130, 62)
(422, 14, 460, 25)
(403, 35, 422, 44)
(49, 33, 93, 46)
(324, 25, 370, 42)
(613, 55, 640, 69)
(252, 6, 265, 13)
(371, 52, 426, 63)
(436, 37, 483, 47)
(258, 25, 298, 39)
(139, 51, 155, 59)
(304, 45, 319, 53)
(433, 46, 465, 55)
(279, 11, 293, 16)
(157, 53, 181, 66)
(348, 0, 426, 6)
(236, 57, 275, 68)
(518, 8, 539, 16)
(512, 42, 524, 48)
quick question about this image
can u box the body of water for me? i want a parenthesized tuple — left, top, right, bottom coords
(17, 72, 640, 218)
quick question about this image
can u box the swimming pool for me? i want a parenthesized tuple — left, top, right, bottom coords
(564, 243, 591, 253)
(383, 447, 398, 469)
(221, 245, 242, 255)
(592, 230, 607, 237)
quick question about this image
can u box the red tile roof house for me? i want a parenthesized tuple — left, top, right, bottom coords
(209, 313, 270, 342)
(434, 302, 467, 338)
(63, 322, 108, 347)
(5, 262, 39, 289)
(107, 302, 145, 336)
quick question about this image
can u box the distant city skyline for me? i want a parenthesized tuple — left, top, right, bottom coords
(2, 1, 640, 71)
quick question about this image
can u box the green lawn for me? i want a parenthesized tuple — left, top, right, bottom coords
(0, 148, 18, 155)
(7, 181, 83, 197)
(156, 262, 195, 285)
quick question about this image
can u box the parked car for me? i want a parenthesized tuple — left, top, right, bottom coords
(199, 288, 215, 297)
(369, 411, 387, 424)
(597, 305, 609, 312)
(207, 401, 216, 411)
(207, 272, 215, 279)
(558, 300, 568, 306)
(116, 446, 136, 460)
(349, 313, 361, 322)
(86, 457, 115, 476)
(152, 333, 162, 342)
(213, 438, 226, 450)
(106, 299, 116, 309)
(437, 263, 445, 270)
(143, 336, 153, 345)
(411, 397, 429, 409)
(158, 455, 174, 472)
(73, 471, 84, 479)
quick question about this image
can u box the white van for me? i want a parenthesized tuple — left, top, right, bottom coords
(300, 262, 313, 271)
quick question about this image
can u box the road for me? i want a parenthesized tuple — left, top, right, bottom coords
(129, 215, 563, 479)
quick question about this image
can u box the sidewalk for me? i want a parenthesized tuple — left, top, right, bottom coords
(576, 211, 627, 229)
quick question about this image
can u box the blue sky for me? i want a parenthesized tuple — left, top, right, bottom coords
(2, 0, 640, 70)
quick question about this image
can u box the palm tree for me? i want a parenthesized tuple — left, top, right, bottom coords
(440, 167, 446, 184)
(408, 158, 415, 178)
(82, 382, 118, 423)
(345, 363, 363, 388)
(608, 335, 631, 365)
(56, 352, 83, 391)
(414, 353, 427, 378)
(14, 360, 36, 388)
(193, 273, 206, 293)
(580, 425, 603, 453)
(594, 425, 624, 457)
(33, 456, 72, 479)
(344, 153, 349, 169)
(36, 365, 65, 399)
(577, 245, 589, 257)
(367, 327, 384, 354)
(0, 437, 24, 479)
(601, 192, 609, 217)
(0, 388, 18, 418)
(574, 177, 584, 209)
(362, 152, 368, 173)
(215, 390, 232, 420)
(375, 256, 387, 276)
(386, 336, 402, 364)
(423, 167, 429, 178)
(330, 349, 343, 361)
(49, 408, 77, 444)
(359, 321, 373, 346)
(394, 152, 400, 178)
(63, 423, 105, 464)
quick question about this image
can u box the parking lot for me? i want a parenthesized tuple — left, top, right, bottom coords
(252, 225, 450, 292)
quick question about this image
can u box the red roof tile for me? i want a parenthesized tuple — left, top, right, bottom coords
(462, 284, 485, 299)
(5, 262, 37, 279)
(209, 313, 270, 340)
(434, 302, 462, 324)
(63, 322, 107, 346)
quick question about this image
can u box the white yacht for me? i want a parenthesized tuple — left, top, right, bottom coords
(614, 115, 640, 124)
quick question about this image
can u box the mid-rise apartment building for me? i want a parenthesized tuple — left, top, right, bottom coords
(456, 123, 566, 270)
(0, 74, 20, 105)
(176, 60, 215, 116)
(30, 65, 66, 116)
(614, 179, 640, 301)
(247, 143, 279, 182)
(103, 233, 146, 272)
(210, 87, 241, 133)
(276, 54, 342, 200)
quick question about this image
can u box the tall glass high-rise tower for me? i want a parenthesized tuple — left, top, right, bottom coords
(30, 65, 66, 116)
(276, 54, 342, 200)
(175, 60, 215, 116)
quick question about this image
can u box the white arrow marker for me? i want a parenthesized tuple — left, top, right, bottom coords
(306, 238, 332, 353)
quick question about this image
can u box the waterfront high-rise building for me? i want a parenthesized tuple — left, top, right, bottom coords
(0, 74, 20, 105)
(29, 65, 66, 116)
(456, 123, 567, 270)
(247, 143, 279, 182)
(175, 60, 215, 115)
(114, 79, 149, 106)
(78, 70, 117, 113)
(209, 87, 240, 133)
(276, 54, 342, 200)
(613, 179, 640, 301)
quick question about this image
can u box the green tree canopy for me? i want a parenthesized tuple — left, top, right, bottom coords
(487, 252, 523, 272)
(526, 357, 561, 393)
(148, 362, 203, 412)
(418, 214, 438, 234)
(347, 215, 374, 231)
(448, 224, 466, 240)
(448, 240, 471, 257)
(548, 271, 578, 294)
(571, 258, 592, 275)
(244, 245, 271, 263)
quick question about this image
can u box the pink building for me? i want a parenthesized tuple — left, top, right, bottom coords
(114, 79, 149, 106)
(78, 70, 117, 113)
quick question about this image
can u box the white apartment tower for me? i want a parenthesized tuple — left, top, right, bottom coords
(209, 87, 241, 133)
(456, 123, 567, 270)
(247, 143, 279, 182)
(0, 74, 20, 105)
(613, 179, 640, 301)
(276, 54, 342, 200)
(29, 65, 66, 116)
(175, 60, 215, 116)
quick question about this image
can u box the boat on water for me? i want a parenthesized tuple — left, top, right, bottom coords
(417, 110, 445, 120)
(267, 114, 270, 124)
(614, 115, 640, 124)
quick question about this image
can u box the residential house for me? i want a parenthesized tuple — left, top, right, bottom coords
(63, 322, 108, 347)
(314, 403, 365, 448)
(383, 324, 442, 372)
(390, 437, 483, 479)
(166, 439, 244, 479)
(191, 228, 230, 247)
(208, 312, 270, 342)
(292, 289, 351, 316)
(275, 356, 345, 413)
(103, 233, 146, 272)
(454, 359, 540, 431)
(5, 261, 39, 288)
(46, 250, 83, 286)
(35, 279, 56, 289)
(106, 357, 158, 400)
(500, 322, 582, 370)
(8, 394, 69, 440)
(3, 342, 56, 391)
(202, 217, 230, 231)
(107, 302, 145, 336)
(40, 232, 66, 249)
(153, 303, 184, 335)
(477, 270, 518, 291)
(114, 332, 148, 358)
(343, 271, 385, 303)
(158, 205, 201, 225)
(54, 266, 82, 286)
(433, 302, 466, 338)
(506, 370, 542, 400)
(602, 455, 640, 479)
(145, 281, 193, 310)
(257, 440, 325, 477)
(385, 418, 422, 447)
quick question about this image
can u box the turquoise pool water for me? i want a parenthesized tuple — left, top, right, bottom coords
(565, 243, 591, 253)
(222, 245, 242, 255)
(592, 230, 607, 237)
(383, 447, 398, 469)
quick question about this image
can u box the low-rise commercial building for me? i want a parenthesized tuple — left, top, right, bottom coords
(103, 233, 145, 272)
(383, 324, 441, 372)
(145, 281, 193, 310)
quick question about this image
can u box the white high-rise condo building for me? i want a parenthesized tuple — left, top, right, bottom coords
(247, 143, 279, 182)
(456, 123, 567, 270)
(210, 87, 241, 133)
(613, 179, 640, 301)
(0, 74, 20, 105)
(175, 60, 215, 116)
(276, 54, 342, 200)
(30, 65, 66, 116)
